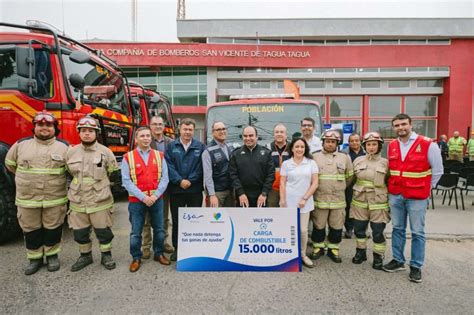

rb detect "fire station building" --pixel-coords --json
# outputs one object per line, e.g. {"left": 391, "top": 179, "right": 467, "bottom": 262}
{"left": 88, "top": 18, "right": 474, "bottom": 140}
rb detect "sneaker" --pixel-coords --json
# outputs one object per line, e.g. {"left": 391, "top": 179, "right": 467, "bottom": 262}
{"left": 302, "top": 256, "right": 314, "bottom": 268}
{"left": 382, "top": 259, "right": 406, "bottom": 273}
{"left": 327, "top": 248, "right": 342, "bottom": 263}
{"left": 309, "top": 248, "right": 325, "bottom": 260}
{"left": 409, "top": 266, "right": 422, "bottom": 283}
{"left": 46, "top": 254, "right": 60, "bottom": 272}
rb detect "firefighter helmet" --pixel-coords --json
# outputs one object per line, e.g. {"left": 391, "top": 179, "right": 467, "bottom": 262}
{"left": 32, "top": 110, "right": 57, "bottom": 125}
{"left": 77, "top": 116, "right": 100, "bottom": 132}
{"left": 321, "top": 129, "right": 342, "bottom": 145}
{"left": 362, "top": 131, "right": 384, "bottom": 153}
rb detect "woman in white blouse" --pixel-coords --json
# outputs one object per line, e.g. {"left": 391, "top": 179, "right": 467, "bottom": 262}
{"left": 279, "top": 137, "right": 319, "bottom": 268}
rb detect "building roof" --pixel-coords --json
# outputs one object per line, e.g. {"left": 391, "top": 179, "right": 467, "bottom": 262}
{"left": 177, "top": 18, "right": 474, "bottom": 41}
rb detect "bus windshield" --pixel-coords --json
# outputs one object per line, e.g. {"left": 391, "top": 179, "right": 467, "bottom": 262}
{"left": 206, "top": 102, "right": 322, "bottom": 147}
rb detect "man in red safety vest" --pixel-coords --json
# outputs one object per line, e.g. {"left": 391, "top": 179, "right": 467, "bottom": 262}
{"left": 121, "top": 126, "right": 170, "bottom": 272}
{"left": 382, "top": 113, "right": 443, "bottom": 283}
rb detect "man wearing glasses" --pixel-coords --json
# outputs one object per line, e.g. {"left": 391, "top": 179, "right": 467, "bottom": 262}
{"left": 202, "top": 121, "right": 235, "bottom": 207}
{"left": 301, "top": 117, "right": 322, "bottom": 154}
{"left": 141, "top": 116, "right": 174, "bottom": 259}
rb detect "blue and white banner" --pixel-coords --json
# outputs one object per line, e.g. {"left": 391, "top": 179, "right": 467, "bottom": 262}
{"left": 177, "top": 207, "right": 301, "bottom": 272}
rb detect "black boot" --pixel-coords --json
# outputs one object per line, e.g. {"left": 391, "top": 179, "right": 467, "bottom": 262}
{"left": 352, "top": 248, "right": 367, "bottom": 264}
{"left": 101, "top": 251, "right": 116, "bottom": 270}
{"left": 46, "top": 254, "right": 60, "bottom": 272}
{"left": 372, "top": 253, "right": 384, "bottom": 270}
{"left": 71, "top": 252, "right": 93, "bottom": 272}
{"left": 327, "top": 248, "right": 342, "bottom": 263}
{"left": 25, "top": 259, "right": 43, "bottom": 275}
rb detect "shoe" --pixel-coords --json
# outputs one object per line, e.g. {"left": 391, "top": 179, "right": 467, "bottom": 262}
{"left": 372, "top": 253, "right": 384, "bottom": 270}
{"left": 24, "top": 259, "right": 43, "bottom": 275}
{"left": 154, "top": 255, "right": 171, "bottom": 266}
{"left": 409, "top": 266, "right": 422, "bottom": 283}
{"left": 170, "top": 251, "right": 177, "bottom": 262}
{"left": 302, "top": 256, "right": 314, "bottom": 268}
{"left": 352, "top": 248, "right": 367, "bottom": 264}
{"left": 327, "top": 248, "right": 342, "bottom": 263}
{"left": 344, "top": 230, "right": 353, "bottom": 239}
{"left": 101, "top": 252, "right": 116, "bottom": 270}
{"left": 142, "top": 248, "right": 151, "bottom": 260}
{"left": 309, "top": 248, "right": 325, "bottom": 260}
{"left": 164, "top": 244, "right": 174, "bottom": 254}
{"left": 71, "top": 252, "right": 93, "bottom": 272}
{"left": 382, "top": 259, "right": 406, "bottom": 273}
{"left": 129, "top": 259, "right": 141, "bottom": 272}
{"left": 46, "top": 254, "right": 60, "bottom": 272}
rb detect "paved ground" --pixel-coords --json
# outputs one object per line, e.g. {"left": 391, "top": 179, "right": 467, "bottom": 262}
{"left": 0, "top": 194, "right": 473, "bottom": 314}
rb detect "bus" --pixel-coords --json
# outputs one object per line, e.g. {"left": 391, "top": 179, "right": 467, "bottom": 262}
{"left": 205, "top": 94, "right": 323, "bottom": 147}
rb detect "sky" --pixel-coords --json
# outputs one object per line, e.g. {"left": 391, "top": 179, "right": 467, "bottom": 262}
{"left": 0, "top": 0, "right": 473, "bottom": 42}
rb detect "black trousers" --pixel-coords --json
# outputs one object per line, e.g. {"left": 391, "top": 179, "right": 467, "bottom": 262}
{"left": 170, "top": 193, "right": 203, "bottom": 250}
{"left": 344, "top": 186, "right": 354, "bottom": 232}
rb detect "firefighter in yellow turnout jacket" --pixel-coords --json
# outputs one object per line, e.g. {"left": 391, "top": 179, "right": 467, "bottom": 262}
{"left": 5, "top": 111, "right": 68, "bottom": 275}
{"left": 66, "top": 116, "right": 119, "bottom": 271}
{"left": 350, "top": 132, "right": 390, "bottom": 270}
{"left": 310, "top": 130, "right": 353, "bottom": 263}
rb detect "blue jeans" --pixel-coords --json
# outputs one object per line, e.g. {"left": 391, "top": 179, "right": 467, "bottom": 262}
{"left": 128, "top": 199, "right": 165, "bottom": 260}
{"left": 389, "top": 194, "right": 428, "bottom": 269}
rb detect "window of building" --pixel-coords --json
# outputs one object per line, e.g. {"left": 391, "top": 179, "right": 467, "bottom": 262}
{"left": 208, "top": 38, "right": 233, "bottom": 44}
{"left": 259, "top": 39, "right": 282, "bottom": 45}
{"left": 335, "top": 68, "right": 356, "bottom": 73}
{"left": 250, "top": 80, "right": 271, "bottom": 89}
{"left": 388, "top": 80, "right": 410, "bottom": 88}
{"left": 408, "top": 67, "right": 428, "bottom": 72}
{"left": 218, "top": 81, "right": 243, "bottom": 89}
{"left": 305, "top": 80, "right": 325, "bottom": 89}
{"left": 332, "top": 80, "right": 353, "bottom": 88}
{"left": 361, "top": 80, "right": 381, "bottom": 88}
{"left": 369, "top": 96, "right": 401, "bottom": 117}
{"left": 369, "top": 120, "right": 397, "bottom": 139}
{"left": 234, "top": 38, "right": 257, "bottom": 44}
{"left": 399, "top": 39, "right": 427, "bottom": 45}
{"left": 380, "top": 67, "right": 406, "bottom": 72}
{"left": 417, "top": 79, "right": 443, "bottom": 88}
{"left": 357, "top": 68, "right": 378, "bottom": 73}
{"left": 282, "top": 40, "right": 302, "bottom": 45}
{"left": 301, "top": 96, "right": 326, "bottom": 117}
{"left": 412, "top": 120, "right": 437, "bottom": 138}
{"left": 372, "top": 39, "right": 399, "bottom": 45}
{"left": 329, "top": 96, "right": 361, "bottom": 117}
{"left": 405, "top": 96, "right": 437, "bottom": 116}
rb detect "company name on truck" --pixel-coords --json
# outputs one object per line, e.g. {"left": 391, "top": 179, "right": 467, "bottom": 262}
{"left": 241, "top": 105, "right": 285, "bottom": 113}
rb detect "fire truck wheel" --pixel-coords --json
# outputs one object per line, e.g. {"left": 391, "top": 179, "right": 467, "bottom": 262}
{"left": 0, "top": 167, "right": 20, "bottom": 244}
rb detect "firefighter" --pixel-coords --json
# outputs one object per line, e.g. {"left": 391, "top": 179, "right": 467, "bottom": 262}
{"left": 66, "top": 116, "right": 119, "bottom": 271}
{"left": 310, "top": 129, "right": 353, "bottom": 263}
{"left": 5, "top": 111, "right": 68, "bottom": 275}
{"left": 350, "top": 132, "right": 390, "bottom": 270}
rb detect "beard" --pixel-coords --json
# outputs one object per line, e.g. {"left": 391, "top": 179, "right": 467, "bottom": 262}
{"left": 35, "top": 133, "right": 55, "bottom": 141}
{"left": 81, "top": 139, "right": 97, "bottom": 146}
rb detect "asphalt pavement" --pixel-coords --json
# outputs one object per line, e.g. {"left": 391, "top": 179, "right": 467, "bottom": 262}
{"left": 0, "top": 193, "right": 473, "bottom": 314}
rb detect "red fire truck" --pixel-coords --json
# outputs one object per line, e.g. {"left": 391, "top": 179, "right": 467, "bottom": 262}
{"left": 0, "top": 22, "right": 175, "bottom": 243}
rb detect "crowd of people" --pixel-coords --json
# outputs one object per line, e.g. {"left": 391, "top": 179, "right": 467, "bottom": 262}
{"left": 8, "top": 110, "right": 461, "bottom": 284}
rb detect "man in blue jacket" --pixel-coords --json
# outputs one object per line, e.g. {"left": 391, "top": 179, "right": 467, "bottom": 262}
{"left": 165, "top": 118, "right": 205, "bottom": 261}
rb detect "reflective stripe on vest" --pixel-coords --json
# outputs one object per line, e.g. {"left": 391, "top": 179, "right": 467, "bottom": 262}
{"left": 319, "top": 174, "right": 346, "bottom": 180}
{"left": 72, "top": 176, "right": 95, "bottom": 185}
{"left": 373, "top": 242, "right": 386, "bottom": 252}
{"left": 17, "top": 165, "right": 65, "bottom": 175}
{"left": 351, "top": 199, "right": 389, "bottom": 211}
{"left": 16, "top": 196, "right": 68, "bottom": 208}
{"left": 128, "top": 150, "right": 162, "bottom": 187}
{"left": 5, "top": 159, "right": 16, "bottom": 167}
{"left": 388, "top": 169, "right": 432, "bottom": 179}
